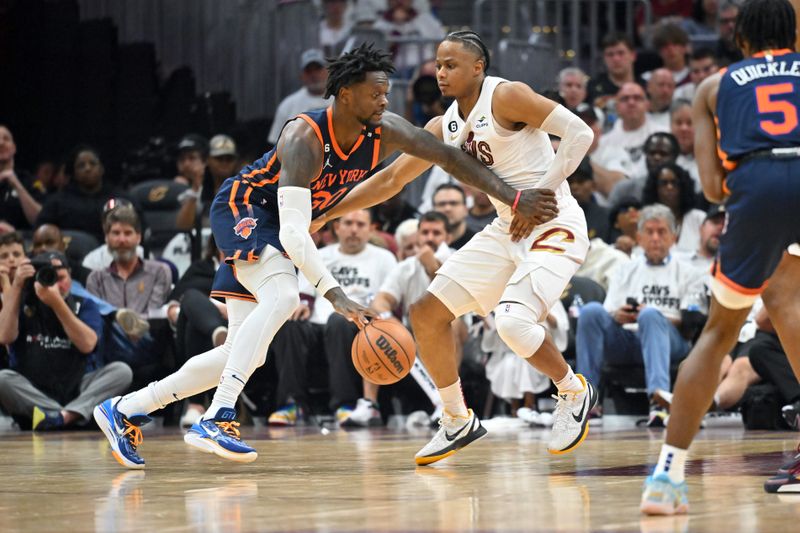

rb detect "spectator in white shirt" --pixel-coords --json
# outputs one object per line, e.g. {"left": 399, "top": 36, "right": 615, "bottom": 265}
{"left": 598, "top": 83, "right": 670, "bottom": 188}
{"left": 670, "top": 99, "right": 701, "bottom": 193}
{"left": 578, "top": 105, "right": 631, "bottom": 204}
{"left": 576, "top": 204, "right": 702, "bottom": 425}
{"left": 367, "top": 212, "right": 453, "bottom": 417}
{"left": 646, "top": 22, "right": 691, "bottom": 87}
{"left": 673, "top": 48, "right": 719, "bottom": 103}
{"left": 646, "top": 68, "right": 676, "bottom": 131}
{"left": 267, "top": 49, "right": 331, "bottom": 145}
{"left": 677, "top": 205, "right": 725, "bottom": 272}
{"left": 320, "top": 0, "right": 352, "bottom": 55}
{"left": 372, "top": 0, "right": 444, "bottom": 74}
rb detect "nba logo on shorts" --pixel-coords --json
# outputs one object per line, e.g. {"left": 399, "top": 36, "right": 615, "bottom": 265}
{"left": 504, "top": 303, "right": 511, "bottom": 313}
{"left": 234, "top": 217, "right": 258, "bottom": 239}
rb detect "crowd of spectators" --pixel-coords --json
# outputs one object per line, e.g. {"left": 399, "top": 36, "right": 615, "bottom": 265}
{"left": 1, "top": 0, "right": 798, "bottom": 433}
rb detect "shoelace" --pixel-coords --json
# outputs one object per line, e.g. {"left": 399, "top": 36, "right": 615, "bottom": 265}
{"left": 123, "top": 420, "right": 143, "bottom": 449}
{"left": 550, "top": 392, "right": 573, "bottom": 429}
{"left": 215, "top": 420, "right": 241, "bottom": 439}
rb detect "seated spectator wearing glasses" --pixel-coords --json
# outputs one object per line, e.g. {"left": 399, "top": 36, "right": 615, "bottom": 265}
{"left": 432, "top": 183, "right": 474, "bottom": 250}
{"left": 641, "top": 162, "right": 706, "bottom": 254}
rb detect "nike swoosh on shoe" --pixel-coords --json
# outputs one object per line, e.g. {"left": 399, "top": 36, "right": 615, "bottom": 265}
{"left": 444, "top": 418, "right": 472, "bottom": 441}
{"left": 572, "top": 394, "right": 589, "bottom": 423}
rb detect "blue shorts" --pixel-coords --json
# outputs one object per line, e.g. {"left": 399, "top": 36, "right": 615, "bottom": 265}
{"left": 713, "top": 158, "right": 800, "bottom": 297}
{"left": 210, "top": 262, "right": 255, "bottom": 303}
{"left": 210, "top": 178, "right": 283, "bottom": 265}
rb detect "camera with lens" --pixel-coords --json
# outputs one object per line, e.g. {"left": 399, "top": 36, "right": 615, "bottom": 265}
{"left": 29, "top": 257, "right": 59, "bottom": 287}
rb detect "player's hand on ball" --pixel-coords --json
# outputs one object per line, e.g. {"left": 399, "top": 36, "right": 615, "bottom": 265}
{"left": 325, "top": 287, "right": 374, "bottom": 328}
{"left": 514, "top": 188, "right": 558, "bottom": 225}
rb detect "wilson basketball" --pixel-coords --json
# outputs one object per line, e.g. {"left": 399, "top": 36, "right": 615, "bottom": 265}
{"left": 351, "top": 319, "right": 416, "bottom": 385}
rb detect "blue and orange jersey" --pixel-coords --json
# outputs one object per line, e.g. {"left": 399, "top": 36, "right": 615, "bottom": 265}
{"left": 227, "top": 106, "right": 382, "bottom": 222}
{"left": 716, "top": 49, "right": 800, "bottom": 168}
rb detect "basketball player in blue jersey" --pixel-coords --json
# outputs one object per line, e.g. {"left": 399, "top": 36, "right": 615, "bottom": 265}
{"left": 641, "top": 0, "right": 800, "bottom": 513}
{"left": 93, "top": 43, "right": 559, "bottom": 469}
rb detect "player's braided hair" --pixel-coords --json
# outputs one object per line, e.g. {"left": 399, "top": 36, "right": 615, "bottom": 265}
{"left": 445, "top": 30, "right": 491, "bottom": 71}
{"left": 325, "top": 43, "right": 395, "bottom": 99}
{"left": 735, "top": 0, "right": 796, "bottom": 53}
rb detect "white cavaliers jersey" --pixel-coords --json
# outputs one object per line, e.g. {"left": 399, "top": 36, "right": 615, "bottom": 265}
{"left": 440, "top": 75, "right": 574, "bottom": 224}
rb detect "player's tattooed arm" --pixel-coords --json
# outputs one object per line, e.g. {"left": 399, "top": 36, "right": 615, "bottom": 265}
{"left": 381, "top": 112, "right": 558, "bottom": 227}
{"left": 276, "top": 119, "right": 324, "bottom": 189}
{"left": 694, "top": 73, "right": 727, "bottom": 204}
{"left": 311, "top": 116, "right": 440, "bottom": 230}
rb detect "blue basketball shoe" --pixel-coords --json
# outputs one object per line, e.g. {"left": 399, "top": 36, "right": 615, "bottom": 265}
{"left": 184, "top": 407, "right": 257, "bottom": 463}
{"left": 640, "top": 473, "right": 689, "bottom": 515}
{"left": 94, "top": 396, "right": 152, "bottom": 470}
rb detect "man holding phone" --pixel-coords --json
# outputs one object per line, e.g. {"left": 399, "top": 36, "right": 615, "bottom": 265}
{"left": 574, "top": 204, "right": 704, "bottom": 426}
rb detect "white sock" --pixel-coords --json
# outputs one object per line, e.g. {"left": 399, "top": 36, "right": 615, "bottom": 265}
{"left": 439, "top": 379, "right": 469, "bottom": 418}
{"left": 116, "top": 299, "right": 256, "bottom": 418}
{"left": 205, "top": 271, "right": 298, "bottom": 420}
{"left": 117, "top": 385, "right": 160, "bottom": 417}
{"left": 654, "top": 444, "right": 687, "bottom": 484}
{"left": 554, "top": 366, "right": 583, "bottom": 393}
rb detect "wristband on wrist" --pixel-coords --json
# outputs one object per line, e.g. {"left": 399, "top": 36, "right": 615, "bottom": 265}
{"left": 511, "top": 190, "right": 521, "bottom": 213}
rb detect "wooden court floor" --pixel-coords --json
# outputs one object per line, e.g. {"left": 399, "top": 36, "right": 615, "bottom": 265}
{"left": 1, "top": 419, "right": 799, "bottom": 532}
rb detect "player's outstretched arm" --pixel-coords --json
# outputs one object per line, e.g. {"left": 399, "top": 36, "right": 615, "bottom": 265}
{"left": 493, "top": 82, "right": 594, "bottom": 191}
{"left": 693, "top": 73, "right": 727, "bottom": 204}
{"left": 312, "top": 117, "right": 441, "bottom": 229}
{"left": 276, "top": 121, "right": 371, "bottom": 327}
{"left": 380, "top": 112, "right": 558, "bottom": 224}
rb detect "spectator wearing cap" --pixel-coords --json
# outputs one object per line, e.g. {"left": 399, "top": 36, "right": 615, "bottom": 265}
{"left": 677, "top": 205, "right": 725, "bottom": 271}
{"left": 0, "top": 250, "right": 132, "bottom": 430}
{"left": 82, "top": 199, "right": 146, "bottom": 271}
{"left": 31, "top": 223, "right": 92, "bottom": 286}
{"left": 0, "top": 124, "right": 43, "bottom": 232}
{"left": 176, "top": 134, "right": 238, "bottom": 232}
{"left": 267, "top": 49, "right": 331, "bottom": 146}
{"left": 37, "top": 145, "right": 127, "bottom": 242}
{"left": 30, "top": 224, "right": 115, "bottom": 317}
{"left": 568, "top": 158, "right": 610, "bottom": 242}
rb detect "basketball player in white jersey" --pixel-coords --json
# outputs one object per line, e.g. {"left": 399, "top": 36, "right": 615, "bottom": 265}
{"left": 315, "top": 31, "right": 598, "bottom": 464}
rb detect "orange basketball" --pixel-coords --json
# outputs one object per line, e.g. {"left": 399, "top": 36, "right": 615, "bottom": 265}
{"left": 351, "top": 319, "right": 416, "bottom": 385}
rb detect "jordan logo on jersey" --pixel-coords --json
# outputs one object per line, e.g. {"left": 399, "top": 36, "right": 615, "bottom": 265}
{"left": 234, "top": 217, "right": 258, "bottom": 239}
{"left": 461, "top": 131, "right": 494, "bottom": 166}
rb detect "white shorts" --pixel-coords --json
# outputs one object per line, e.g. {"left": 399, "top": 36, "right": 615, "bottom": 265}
{"left": 432, "top": 199, "right": 589, "bottom": 317}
